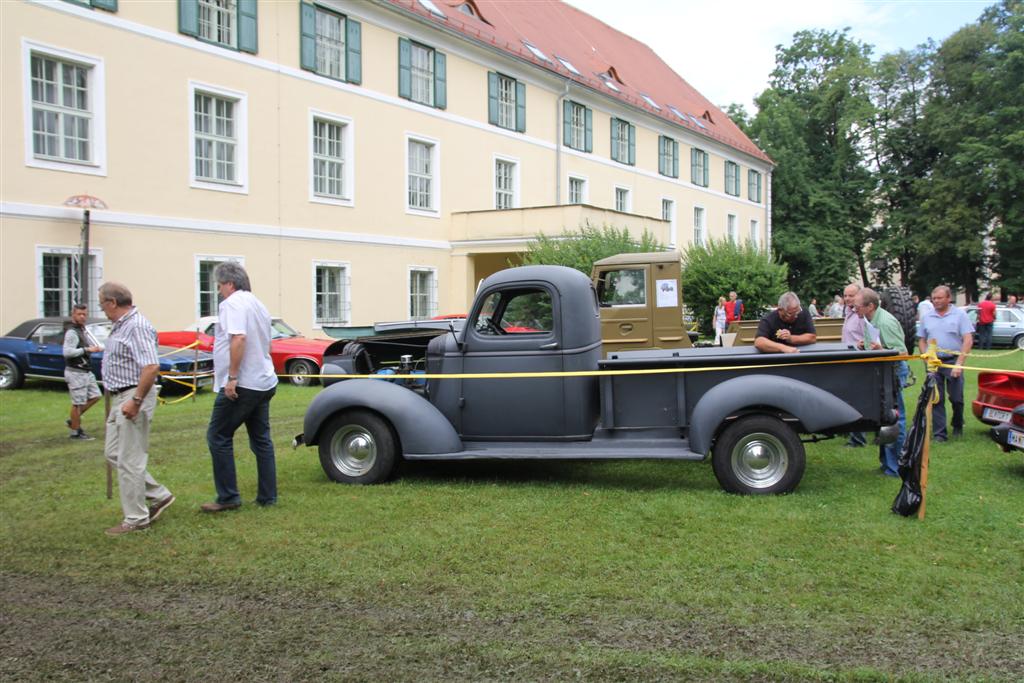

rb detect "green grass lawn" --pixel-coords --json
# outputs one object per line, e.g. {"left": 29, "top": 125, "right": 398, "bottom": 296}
{"left": 2, "top": 353, "right": 1023, "bottom": 681}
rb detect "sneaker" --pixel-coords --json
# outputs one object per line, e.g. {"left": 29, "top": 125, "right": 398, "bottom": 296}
{"left": 105, "top": 520, "right": 150, "bottom": 536}
{"left": 952, "top": 428, "right": 963, "bottom": 439}
{"left": 200, "top": 501, "right": 241, "bottom": 513}
{"left": 69, "top": 430, "right": 95, "bottom": 441}
{"left": 148, "top": 494, "right": 176, "bottom": 523}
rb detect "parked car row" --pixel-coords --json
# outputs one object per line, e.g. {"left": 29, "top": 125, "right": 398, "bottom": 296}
{"left": 0, "top": 318, "right": 213, "bottom": 391}
{"left": 962, "top": 304, "right": 1024, "bottom": 349}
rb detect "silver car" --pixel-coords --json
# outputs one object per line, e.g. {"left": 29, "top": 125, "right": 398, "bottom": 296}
{"left": 963, "top": 305, "right": 1024, "bottom": 349}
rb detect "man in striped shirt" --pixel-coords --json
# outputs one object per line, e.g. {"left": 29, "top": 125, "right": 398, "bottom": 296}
{"left": 98, "top": 282, "right": 174, "bottom": 536}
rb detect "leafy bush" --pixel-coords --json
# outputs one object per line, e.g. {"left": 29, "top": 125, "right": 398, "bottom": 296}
{"left": 517, "top": 222, "right": 663, "bottom": 275}
{"left": 681, "top": 239, "right": 789, "bottom": 334}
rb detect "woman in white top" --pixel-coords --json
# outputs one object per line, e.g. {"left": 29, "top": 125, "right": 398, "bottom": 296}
{"left": 714, "top": 296, "right": 728, "bottom": 345}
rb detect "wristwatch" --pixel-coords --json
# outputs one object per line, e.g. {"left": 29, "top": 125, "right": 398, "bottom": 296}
{"left": 227, "top": 375, "right": 238, "bottom": 381}
{"left": 132, "top": 395, "right": 143, "bottom": 404}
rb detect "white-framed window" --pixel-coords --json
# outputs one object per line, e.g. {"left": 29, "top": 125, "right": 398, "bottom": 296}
{"left": 725, "top": 161, "right": 741, "bottom": 196}
{"left": 199, "top": 0, "right": 236, "bottom": 48}
{"left": 494, "top": 156, "right": 518, "bottom": 210}
{"left": 310, "top": 110, "right": 354, "bottom": 206}
{"left": 35, "top": 245, "right": 104, "bottom": 318}
{"left": 662, "top": 198, "right": 676, "bottom": 247}
{"left": 611, "top": 117, "right": 633, "bottom": 164}
{"left": 411, "top": 42, "right": 435, "bottom": 106}
{"left": 727, "top": 214, "right": 738, "bottom": 243}
{"left": 568, "top": 101, "right": 587, "bottom": 151}
{"left": 750, "top": 219, "right": 760, "bottom": 249}
{"left": 568, "top": 176, "right": 587, "bottom": 204}
{"left": 195, "top": 255, "right": 244, "bottom": 317}
{"left": 313, "top": 261, "right": 350, "bottom": 326}
{"left": 406, "top": 134, "right": 440, "bottom": 215}
{"left": 409, "top": 267, "right": 438, "bottom": 319}
{"left": 190, "top": 81, "right": 248, "bottom": 193}
{"left": 748, "top": 170, "right": 763, "bottom": 203}
{"left": 23, "top": 41, "right": 106, "bottom": 176}
{"left": 315, "top": 5, "right": 345, "bottom": 79}
{"left": 659, "top": 136, "right": 678, "bottom": 178}
{"left": 496, "top": 74, "right": 516, "bottom": 129}
{"left": 615, "top": 186, "right": 631, "bottom": 213}
{"left": 691, "top": 148, "right": 709, "bottom": 187}
{"left": 693, "top": 206, "right": 706, "bottom": 247}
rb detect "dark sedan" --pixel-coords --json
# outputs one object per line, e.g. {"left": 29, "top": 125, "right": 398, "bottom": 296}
{"left": 0, "top": 317, "right": 213, "bottom": 391}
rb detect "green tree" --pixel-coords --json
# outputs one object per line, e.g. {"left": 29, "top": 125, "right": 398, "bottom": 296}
{"left": 517, "top": 222, "right": 663, "bottom": 275}
{"left": 681, "top": 239, "right": 789, "bottom": 334}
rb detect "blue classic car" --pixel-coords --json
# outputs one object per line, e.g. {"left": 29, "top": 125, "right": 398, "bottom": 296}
{"left": 0, "top": 317, "right": 214, "bottom": 391}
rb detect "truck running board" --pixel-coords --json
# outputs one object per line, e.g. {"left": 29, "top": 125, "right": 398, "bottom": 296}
{"left": 405, "top": 439, "right": 707, "bottom": 461}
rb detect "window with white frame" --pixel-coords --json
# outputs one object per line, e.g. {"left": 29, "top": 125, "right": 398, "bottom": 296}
{"left": 615, "top": 187, "right": 630, "bottom": 213}
{"left": 313, "top": 116, "right": 346, "bottom": 199}
{"left": 409, "top": 268, "right": 437, "bottom": 319}
{"left": 748, "top": 169, "right": 763, "bottom": 203}
{"left": 315, "top": 5, "right": 345, "bottom": 79}
{"left": 568, "top": 101, "right": 587, "bottom": 150}
{"left": 611, "top": 118, "right": 633, "bottom": 165}
{"left": 750, "top": 219, "right": 760, "bottom": 248}
{"left": 568, "top": 176, "right": 586, "bottom": 204}
{"left": 407, "top": 138, "right": 436, "bottom": 212}
{"left": 725, "top": 161, "right": 741, "bottom": 196}
{"left": 26, "top": 43, "right": 107, "bottom": 174}
{"left": 198, "top": 0, "right": 236, "bottom": 48}
{"left": 693, "top": 207, "right": 706, "bottom": 246}
{"left": 194, "top": 90, "right": 238, "bottom": 184}
{"left": 495, "top": 158, "right": 516, "bottom": 210}
{"left": 662, "top": 199, "right": 676, "bottom": 247}
{"left": 196, "top": 256, "right": 241, "bottom": 317}
{"left": 37, "top": 247, "right": 101, "bottom": 318}
{"left": 496, "top": 74, "right": 516, "bottom": 129}
{"left": 410, "top": 42, "right": 435, "bottom": 106}
{"left": 727, "top": 214, "right": 738, "bottom": 243}
{"left": 691, "top": 148, "right": 709, "bottom": 187}
{"left": 315, "top": 262, "right": 350, "bottom": 325}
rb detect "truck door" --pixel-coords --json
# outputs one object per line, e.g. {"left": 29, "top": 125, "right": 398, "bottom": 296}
{"left": 595, "top": 265, "right": 653, "bottom": 351}
{"left": 459, "top": 285, "right": 564, "bottom": 439}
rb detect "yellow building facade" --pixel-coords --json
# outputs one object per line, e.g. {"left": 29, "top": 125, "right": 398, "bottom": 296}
{"left": 1, "top": 0, "right": 772, "bottom": 334}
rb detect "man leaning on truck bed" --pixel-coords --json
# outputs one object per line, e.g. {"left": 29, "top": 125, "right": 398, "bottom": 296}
{"left": 754, "top": 292, "right": 818, "bottom": 354}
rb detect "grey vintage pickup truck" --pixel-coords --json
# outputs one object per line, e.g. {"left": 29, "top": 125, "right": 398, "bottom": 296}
{"left": 295, "top": 266, "right": 899, "bottom": 495}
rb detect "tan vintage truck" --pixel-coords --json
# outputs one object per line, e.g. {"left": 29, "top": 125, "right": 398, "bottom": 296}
{"left": 726, "top": 317, "right": 846, "bottom": 345}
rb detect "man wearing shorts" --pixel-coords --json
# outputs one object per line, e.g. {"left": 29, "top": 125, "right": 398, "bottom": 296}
{"left": 63, "top": 303, "right": 102, "bottom": 440}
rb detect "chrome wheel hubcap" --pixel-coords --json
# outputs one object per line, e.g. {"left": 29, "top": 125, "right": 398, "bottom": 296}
{"left": 329, "top": 424, "right": 377, "bottom": 476}
{"left": 731, "top": 431, "right": 788, "bottom": 489}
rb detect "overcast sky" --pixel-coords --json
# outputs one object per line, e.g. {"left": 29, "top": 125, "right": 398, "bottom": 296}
{"left": 567, "top": 0, "right": 991, "bottom": 113}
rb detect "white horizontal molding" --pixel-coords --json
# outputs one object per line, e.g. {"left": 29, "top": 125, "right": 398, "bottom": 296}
{"left": 1, "top": 201, "right": 451, "bottom": 250}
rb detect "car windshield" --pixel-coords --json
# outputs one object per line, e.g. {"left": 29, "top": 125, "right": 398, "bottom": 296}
{"left": 86, "top": 322, "right": 113, "bottom": 346}
{"left": 270, "top": 319, "right": 299, "bottom": 339}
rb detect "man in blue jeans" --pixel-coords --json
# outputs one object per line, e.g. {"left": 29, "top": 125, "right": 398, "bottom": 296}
{"left": 202, "top": 261, "right": 279, "bottom": 512}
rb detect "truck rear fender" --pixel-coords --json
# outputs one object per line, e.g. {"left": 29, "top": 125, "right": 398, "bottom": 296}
{"left": 302, "top": 379, "right": 463, "bottom": 455}
{"left": 688, "top": 374, "right": 862, "bottom": 455}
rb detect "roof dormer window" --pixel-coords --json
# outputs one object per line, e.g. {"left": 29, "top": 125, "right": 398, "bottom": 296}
{"left": 702, "top": 110, "right": 715, "bottom": 124}
{"left": 688, "top": 113, "right": 707, "bottom": 129}
{"left": 523, "top": 41, "right": 550, "bottom": 63}
{"left": 457, "top": 2, "right": 476, "bottom": 17}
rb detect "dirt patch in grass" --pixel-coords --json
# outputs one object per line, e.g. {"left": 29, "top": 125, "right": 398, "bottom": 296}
{"left": 2, "top": 571, "right": 1020, "bottom": 681}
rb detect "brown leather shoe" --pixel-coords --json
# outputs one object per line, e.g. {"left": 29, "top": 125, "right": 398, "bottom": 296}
{"left": 105, "top": 521, "right": 150, "bottom": 536}
{"left": 148, "top": 495, "right": 176, "bottom": 523}
{"left": 200, "top": 501, "right": 241, "bottom": 513}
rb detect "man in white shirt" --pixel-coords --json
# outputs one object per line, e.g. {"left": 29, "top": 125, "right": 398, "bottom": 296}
{"left": 201, "top": 261, "right": 279, "bottom": 511}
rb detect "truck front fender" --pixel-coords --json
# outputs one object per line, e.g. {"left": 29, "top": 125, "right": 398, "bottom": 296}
{"left": 688, "top": 374, "right": 862, "bottom": 455}
{"left": 303, "top": 379, "right": 463, "bottom": 455}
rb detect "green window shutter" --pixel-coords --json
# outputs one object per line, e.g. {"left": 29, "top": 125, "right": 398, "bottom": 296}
{"left": 584, "top": 107, "right": 592, "bottom": 153}
{"left": 178, "top": 0, "right": 199, "bottom": 37}
{"left": 487, "top": 72, "right": 498, "bottom": 125}
{"left": 610, "top": 118, "right": 618, "bottom": 161}
{"left": 628, "top": 124, "right": 635, "bottom": 165}
{"left": 563, "top": 100, "right": 571, "bottom": 147}
{"left": 238, "top": 0, "right": 258, "bottom": 54}
{"left": 672, "top": 140, "right": 679, "bottom": 178}
{"left": 515, "top": 81, "right": 526, "bottom": 132}
{"left": 299, "top": 2, "right": 316, "bottom": 72}
{"left": 398, "top": 38, "right": 412, "bottom": 100}
{"left": 725, "top": 164, "right": 731, "bottom": 194}
{"left": 90, "top": 0, "right": 118, "bottom": 11}
{"left": 658, "top": 136, "right": 666, "bottom": 175}
{"left": 434, "top": 51, "right": 446, "bottom": 109}
{"left": 346, "top": 19, "right": 362, "bottom": 84}
{"left": 690, "top": 148, "right": 697, "bottom": 182}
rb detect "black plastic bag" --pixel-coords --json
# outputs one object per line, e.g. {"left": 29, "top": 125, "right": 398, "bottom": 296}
{"left": 892, "top": 372, "right": 938, "bottom": 517}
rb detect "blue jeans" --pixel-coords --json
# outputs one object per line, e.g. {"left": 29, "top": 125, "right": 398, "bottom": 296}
{"left": 207, "top": 386, "right": 277, "bottom": 505}
{"left": 976, "top": 323, "right": 993, "bottom": 350}
{"left": 932, "top": 364, "right": 964, "bottom": 440}
{"left": 881, "top": 361, "right": 909, "bottom": 476}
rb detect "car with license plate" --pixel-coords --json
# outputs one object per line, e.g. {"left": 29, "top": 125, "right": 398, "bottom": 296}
{"left": 0, "top": 317, "right": 213, "bottom": 391}
{"left": 972, "top": 371, "right": 1024, "bottom": 425}
{"left": 157, "top": 316, "right": 334, "bottom": 386}
{"left": 990, "top": 405, "right": 1024, "bottom": 454}
{"left": 963, "top": 305, "right": 1024, "bottom": 349}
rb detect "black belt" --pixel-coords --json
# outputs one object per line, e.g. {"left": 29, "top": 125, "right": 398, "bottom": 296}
{"left": 110, "top": 384, "right": 137, "bottom": 394}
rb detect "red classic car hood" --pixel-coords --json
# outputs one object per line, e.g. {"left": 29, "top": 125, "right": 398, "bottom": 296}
{"left": 272, "top": 337, "right": 334, "bottom": 353}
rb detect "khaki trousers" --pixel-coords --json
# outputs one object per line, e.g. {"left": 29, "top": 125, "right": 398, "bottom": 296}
{"left": 104, "top": 386, "right": 171, "bottom": 525}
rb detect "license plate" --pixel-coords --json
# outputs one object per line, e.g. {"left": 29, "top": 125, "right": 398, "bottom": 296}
{"left": 1010, "top": 430, "right": 1024, "bottom": 448}
{"left": 197, "top": 375, "right": 213, "bottom": 387}
{"left": 983, "top": 407, "right": 1012, "bottom": 423}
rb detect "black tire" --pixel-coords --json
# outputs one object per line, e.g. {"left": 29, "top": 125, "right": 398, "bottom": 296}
{"left": 341, "top": 342, "right": 373, "bottom": 375}
{"left": 0, "top": 357, "right": 23, "bottom": 390}
{"left": 287, "top": 358, "right": 319, "bottom": 387}
{"left": 711, "top": 415, "right": 806, "bottom": 495}
{"left": 1014, "top": 334, "right": 1024, "bottom": 351}
{"left": 880, "top": 286, "right": 916, "bottom": 351}
{"left": 317, "top": 410, "right": 397, "bottom": 484}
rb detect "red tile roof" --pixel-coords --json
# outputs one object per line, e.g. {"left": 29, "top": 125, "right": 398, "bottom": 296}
{"left": 383, "top": 0, "right": 772, "bottom": 164}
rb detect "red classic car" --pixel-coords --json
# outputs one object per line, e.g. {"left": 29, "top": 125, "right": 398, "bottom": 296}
{"left": 157, "top": 317, "right": 333, "bottom": 386}
{"left": 972, "top": 371, "right": 1024, "bottom": 425}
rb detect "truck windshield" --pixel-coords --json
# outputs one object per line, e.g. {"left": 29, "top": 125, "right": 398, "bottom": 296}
{"left": 598, "top": 268, "right": 646, "bottom": 306}
{"left": 475, "top": 288, "right": 553, "bottom": 335}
